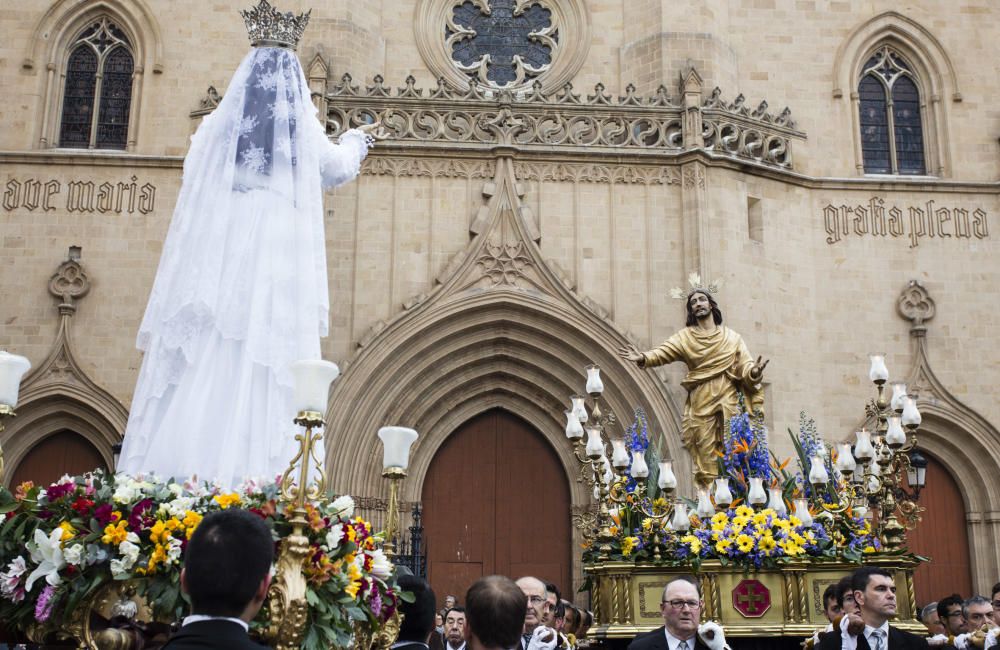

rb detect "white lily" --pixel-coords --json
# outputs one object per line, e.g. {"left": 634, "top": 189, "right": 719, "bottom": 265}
{"left": 369, "top": 548, "right": 393, "bottom": 580}
{"left": 331, "top": 495, "right": 355, "bottom": 518}
{"left": 325, "top": 523, "right": 345, "bottom": 551}
{"left": 25, "top": 528, "right": 66, "bottom": 591}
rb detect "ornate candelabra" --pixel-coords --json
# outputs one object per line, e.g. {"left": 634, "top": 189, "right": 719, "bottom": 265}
{"left": 566, "top": 364, "right": 682, "bottom": 561}
{"left": 263, "top": 359, "right": 340, "bottom": 650}
{"left": 377, "top": 426, "right": 418, "bottom": 561}
{"left": 0, "top": 350, "right": 33, "bottom": 484}
{"left": 806, "top": 355, "right": 926, "bottom": 551}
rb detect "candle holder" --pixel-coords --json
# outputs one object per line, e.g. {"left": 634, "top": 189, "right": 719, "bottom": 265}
{"left": 378, "top": 426, "right": 419, "bottom": 561}
{"left": 0, "top": 350, "right": 33, "bottom": 483}
{"left": 810, "top": 359, "right": 926, "bottom": 552}
{"left": 263, "top": 359, "right": 340, "bottom": 650}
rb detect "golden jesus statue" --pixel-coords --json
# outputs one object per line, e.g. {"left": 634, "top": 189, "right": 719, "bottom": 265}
{"left": 619, "top": 281, "right": 767, "bottom": 487}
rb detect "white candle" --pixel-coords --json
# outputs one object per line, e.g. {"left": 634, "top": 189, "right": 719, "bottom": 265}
{"left": 809, "top": 455, "right": 830, "bottom": 485}
{"left": 630, "top": 450, "right": 649, "bottom": 478}
{"left": 890, "top": 383, "right": 908, "bottom": 412}
{"left": 748, "top": 477, "right": 767, "bottom": 506}
{"left": 585, "top": 427, "right": 604, "bottom": 457}
{"left": 658, "top": 461, "right": 677, "bottom": 490}
{"left": 768, "top": 487, "right": 788, "bottom": 516}
{"left": 610, "top": 439, "right": 629, "bottom": 468}
{"left": 696, "top": 489, "right": 715, "bottom": 518}
{"left": 714, "top": 478, "right": 733, "bottom": 508}
{"left": 901, "top": 397, "right": 922, "bottom": 428}
{"left": 793, "top": 498, "right": 812, "bottom": 526}
{"left": 869, "top": 355, "right": 889, "bottom": 383}
{"left": 564, "top": 410, "right": 584, "bottom": 439}
{"left": 854, "top": 430, "right": 875, "bottom": 461}
{"left": 886, "top": 416, "right": 906, "bottom": 448}
{"left": 671, "top": 501, "right": 690, "bottom": 531}
{"left": 571, "top": 395, "right": 588, "bottom": 424}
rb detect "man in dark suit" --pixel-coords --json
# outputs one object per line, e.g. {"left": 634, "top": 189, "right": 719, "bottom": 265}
{"left": 817, "top": 566, "right": 934, "bottom": 650}
{"left": 628, "top": 576, "right": 717, "bottom": 650}
{"left": 394, "top": 575, "right": 438, "bottom": 650}
{"left": 163, "top": 509, "right": 274, "bottom": 650}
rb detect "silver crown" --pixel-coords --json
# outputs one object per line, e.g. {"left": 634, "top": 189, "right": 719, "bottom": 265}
{"left": 240, "top": 0, "right": 311, "bottom": 50}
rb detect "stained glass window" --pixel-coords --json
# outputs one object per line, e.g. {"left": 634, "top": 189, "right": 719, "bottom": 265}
{"left": 58, "top": 18, "right": 134, "bottom": 149}
{"left": 448, "top": 0, "right": 557, "bottom": 87}
{"left": 858, "top": 46, "right": 926, "bottom": 175}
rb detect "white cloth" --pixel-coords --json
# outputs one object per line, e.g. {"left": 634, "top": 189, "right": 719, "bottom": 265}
{"left": 182, "top": 614, "right": 249, "bottom": 631}
{"left": 119, "top": 46, "right": 369, "bottom": 486}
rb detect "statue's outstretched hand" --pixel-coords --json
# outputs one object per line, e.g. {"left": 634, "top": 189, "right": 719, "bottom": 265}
{"left": 358, "top": 121, "right": 391, "bottom": 140}
{"left": 749, "top": 355, "right": 769, "bottom": 382}
{"left": 618, "top": 344, "right": 643, "bottom": 364}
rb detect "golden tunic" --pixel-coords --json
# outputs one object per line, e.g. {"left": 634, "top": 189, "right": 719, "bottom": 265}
{"left": 641, "top": 325, "right": 763, "bottom": 486}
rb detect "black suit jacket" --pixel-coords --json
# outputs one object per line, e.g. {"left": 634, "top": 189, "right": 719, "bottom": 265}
{"left": 161, "top": 620, "right": 271, "bottom": 650}
{"left": 627, "top": 627, "right": 710, "bottom": 650}
{"left": 816, "top": 625, "right": 932, "bottom": 650}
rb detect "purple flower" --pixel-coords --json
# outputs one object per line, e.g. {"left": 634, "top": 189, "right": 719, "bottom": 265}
{"left": 94, "top": 503, "right": 115, "bottom": 527}
{"left": 129, "top": 498, "right": 154, "bottom": 531}
{"left": 34, "top": 585, "right": 56, "bottom": 622}
{"left": 44, "top": 482, "right": 75, "bottom": 502}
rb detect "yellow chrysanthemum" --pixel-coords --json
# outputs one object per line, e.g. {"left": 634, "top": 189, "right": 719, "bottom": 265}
{"left": 652, "top": 497, "right": 669, "bottom": 510}
{"left": 774, "top": 519, "right": 791, "bottom": 533}
{"left": 715, "top": 538, "right": 733, "bottom": 554}
{"left": 711, "top": 512, "right": 728, "bottom": 527}
{"left": 788, "top": 515, "right": 802, "bottom": 527}
{"left": 681, "top": 534, "right": 702, "bottom": 554}
{"left": 641, "top": 518, "right": 653, "bottom": 532}
{"left": 790, "top": 532, "right": 806, "bottom": 546}
{"left": 759, "top": 535, "right": 777, "bottom": 552}
{"left": 621, "top": 536, "right": 639, "bottom": 557}
{"left": 182, "top": 510, "right": 203, "bottom": 539}
{"left": 736, "top": 534, "right": 754, "bottom": 553}
{"left": 735, "top": 505, "right": 754, "bottom": 518}
{"left": 345, "top": 579, "right": 362, "bottom": 598}
{"left": 752, "top": 512, "right": 770, "bottom": 527}
{"left": 102, "top": 520, "right": 130, "bottom": 546}
{"left": 730, "top": 517, "right": 748, "bottom": 533}
{"left": 149, "top": 520, "right": 169, "bottom": 545}
{"left": 213, "top": 492, "right": 242, "bottom": 509}
{"left": 58, "top": 521, "right": 77, "bottom": 542}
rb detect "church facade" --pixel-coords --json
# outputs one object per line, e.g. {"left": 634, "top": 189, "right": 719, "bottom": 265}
{"left": 1, "top": 0, "right": 998, "bottom": 601}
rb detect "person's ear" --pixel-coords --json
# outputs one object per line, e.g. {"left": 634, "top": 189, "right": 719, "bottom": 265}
{"left": 255, "top": 573, "right": 272, "bottom": 603}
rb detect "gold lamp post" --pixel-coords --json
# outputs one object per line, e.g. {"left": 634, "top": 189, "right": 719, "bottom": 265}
{"left": 377, "top": 426, "right": 418, "bottom": 561}
{"left": 263, "top": 359, "right": 341, "bottom": 650}
{"left": 0, "top": 350, "right": 33, "bottom": 483}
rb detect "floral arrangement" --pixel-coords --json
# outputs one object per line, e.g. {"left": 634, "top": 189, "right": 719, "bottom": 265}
{"left": 583, "top": 401, "right": 881, "bottom": 569}
{"left": 0, "top": 471, "right": 399, "bottom": 650}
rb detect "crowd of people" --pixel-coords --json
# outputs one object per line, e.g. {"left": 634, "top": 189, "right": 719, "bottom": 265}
{"left": 397, "top": 576, "right": 594, "bottom": 650}
{"left": 160, "top": 512, "right": 1000, "bottom": 650}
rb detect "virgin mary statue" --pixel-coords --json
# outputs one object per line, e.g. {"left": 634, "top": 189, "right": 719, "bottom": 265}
{"left": 119, "top": 1, "right": 378, "bottom": 486}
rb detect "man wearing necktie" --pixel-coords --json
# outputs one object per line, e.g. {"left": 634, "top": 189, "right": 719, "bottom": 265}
{"left": 626, "top": 576, "right": 723, "bottom": 650}
{"left": 818, "top": 567, "right": 941, "bottom": 650}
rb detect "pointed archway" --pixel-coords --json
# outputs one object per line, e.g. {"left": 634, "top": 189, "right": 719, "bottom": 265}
{"left": 324, "top": 152, "right": 685, "bottom": 594}
{"left": 421, "top": 408, "right": 572, "bottom": 603}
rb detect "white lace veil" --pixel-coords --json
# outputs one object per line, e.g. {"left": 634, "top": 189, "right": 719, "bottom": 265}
{"left": 137, "top": 46, "right": 364, "bottom": 392}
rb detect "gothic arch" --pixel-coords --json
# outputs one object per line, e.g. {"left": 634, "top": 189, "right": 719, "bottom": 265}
{"left": 832, "top": 12, "right": 960, "bottom": 177}
{"left": 1, "top": 394, "right": 122, "bottom": 488}
{"left": 324, "top": 291, "right": 686, "bottom": 506}
{"left": 24, "top": 0, "right": 163, "bottom": 150}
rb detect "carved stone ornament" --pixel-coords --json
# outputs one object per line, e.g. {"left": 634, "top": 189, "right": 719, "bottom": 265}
{"left": 48, "top": 251, "right": 90, "bottom": 312}
{"left": 896, "top": 279, "right": 935, "bottom": 328}
{"left": 414, "top": 0, "right": 591, "bottom": 93}
{"left": 326, "top": 72, "right": 803, "bottom": 169}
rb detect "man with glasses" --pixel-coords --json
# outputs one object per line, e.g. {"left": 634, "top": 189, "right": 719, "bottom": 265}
{"left": 937, "top": 594, "right": 967, "bottom": 637}
{"left": 516, "top": 576, "right": 556, "bottom": 650}
{"left": 627, "top": 576, "right": 729, "bottom": 650}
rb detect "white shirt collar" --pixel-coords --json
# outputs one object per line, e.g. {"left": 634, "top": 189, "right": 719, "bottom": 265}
{"left": 663, "top": 628, "right": 698, "bottom": 650}
{"left": 182, "top": 615, "right": 249, "bottom": 632}
{"left": 446, "top": 643, "right": 466, "bottom": 650}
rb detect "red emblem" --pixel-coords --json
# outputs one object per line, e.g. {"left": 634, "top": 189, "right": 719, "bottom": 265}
{"left": 732, "top": 579, "right": 771, "bottom": 618}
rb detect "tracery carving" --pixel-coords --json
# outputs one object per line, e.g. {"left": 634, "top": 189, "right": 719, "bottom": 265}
{"left": 513, "top": 162, "right": 679, "bottom": 185}
{"left": 476, "top": 240, "right": 533, "bottom": 286}
{"left": 896, "top": 279, "right": 935, "bottom": 329}
{"left": 414, "top": 0, "right": 590, "bottom": 94}
{"left": 360, "top": 157, "right": 496, "bottom": 179}
{"left": 447, "top": 0, "right": 558, "bottom": 88}
{"left": 327, "top": 74, "right": 803, "bottom": 169}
